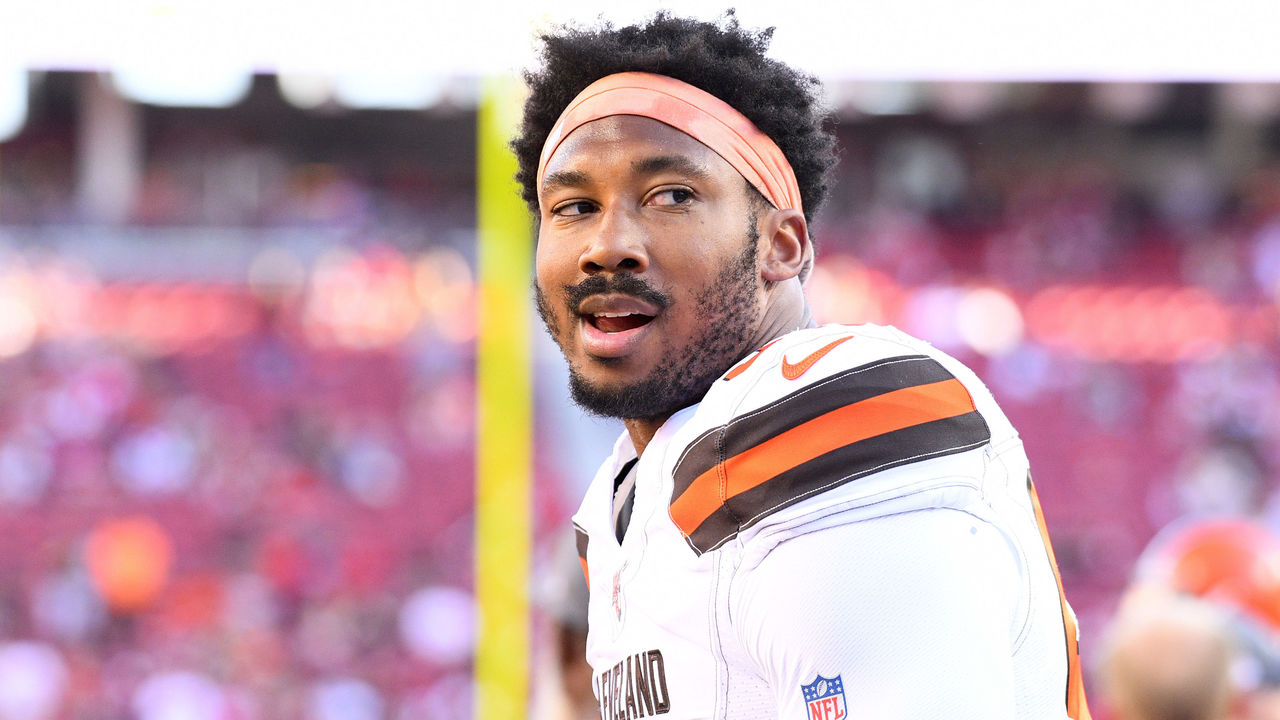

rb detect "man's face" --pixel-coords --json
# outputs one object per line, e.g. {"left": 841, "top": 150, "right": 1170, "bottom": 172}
{"left": 534, "top": 115, "right": 769, "bottom": 421}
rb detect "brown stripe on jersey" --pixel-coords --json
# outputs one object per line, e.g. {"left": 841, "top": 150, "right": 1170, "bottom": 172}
{"left": 672, "top": 355, "right": 955, "bottom": 500}
{"left": 669, "top": 355, "right": 991, "bottom": 555}
{"left": 683, "top": 413, "right": 990, "bottom": 553}
{"left": 573, "top": 523, "right": 590, "bottom": 585}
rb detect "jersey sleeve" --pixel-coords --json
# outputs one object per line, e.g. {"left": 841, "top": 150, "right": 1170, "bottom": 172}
{"left": 730, "top": 507, "right": 1024, "bottom": 720}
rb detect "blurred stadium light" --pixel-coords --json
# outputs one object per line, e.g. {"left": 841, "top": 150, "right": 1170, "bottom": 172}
{"left": 112, "top": 66, "right": 252, "bottom": 108}
{"left": 330, "top": 73, "right": 449, "bottom": 111}
{"left": 0, "top": 66, "right": 27, "bottom": 142}
{"left": 4, "top": 0, "right": 1280, "bottom": 83}
{"left": 0, "top": 0, "right": 1274, "bottom": 131}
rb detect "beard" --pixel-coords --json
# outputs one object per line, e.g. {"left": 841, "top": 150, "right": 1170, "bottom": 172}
{"left": 536, "top": 227, "right": 762, "bottom": 422}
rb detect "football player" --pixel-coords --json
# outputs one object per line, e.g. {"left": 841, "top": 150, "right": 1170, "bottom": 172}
{"left": 1109, "top": 517, "right": 1280, "bottom": 720}
{"left": 1099, "top": 592, "right": 1236, "bottom": 720}
{"left": 514, "top": 12, "right": 1091, "bottom": 719}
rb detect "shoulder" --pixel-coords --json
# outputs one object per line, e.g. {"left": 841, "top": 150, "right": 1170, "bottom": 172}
{"left": 702, "top": 324, "right": 986, "bottom": 421}
{"left": 667, "top": 324, "right": 997, "bottom": 555}
{"left": 735, "top": 507, "right": 1021, "bottom": 629}
{"left": 731, "top": 508, "right": 1024, "bottom": 718}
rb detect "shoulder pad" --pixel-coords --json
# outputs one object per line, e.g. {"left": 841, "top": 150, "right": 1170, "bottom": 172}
{"left": 671, "top": 343, "right": 990, "bottom": 555}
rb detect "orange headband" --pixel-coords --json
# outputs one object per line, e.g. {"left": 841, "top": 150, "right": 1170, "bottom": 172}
{"left": 537, "top": 72, "right": 803, "bottom": 215}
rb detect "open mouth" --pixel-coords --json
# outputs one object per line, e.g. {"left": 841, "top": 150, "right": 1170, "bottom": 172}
{"left": 586, "top": 312, "right": 655, "bottom": 334}
{"left": 574, "top": 293, "right": 664, "bottom": 357}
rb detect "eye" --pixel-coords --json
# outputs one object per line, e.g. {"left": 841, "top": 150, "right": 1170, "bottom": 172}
{"left": 646, "top": 187, "right": 695, "bottom": 207}
{"left": 552, "top": 200, "right": 597, "bottom": 217}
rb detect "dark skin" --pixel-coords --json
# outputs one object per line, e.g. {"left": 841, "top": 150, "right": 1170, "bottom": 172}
{"left": 535, "top": 115, "right": 812, "bottom": 457}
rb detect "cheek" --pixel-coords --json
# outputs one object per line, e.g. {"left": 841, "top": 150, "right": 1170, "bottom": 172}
{"left": 668, "top": 246, "right": 730, "bottom": 285}
{"left": 533, "top": 274, "right": 561, "bottom": 320}
{"left": 533, "top": 252, "right": 573, "bottom": 320}
{"left": 533, "top": 248, "right": 561, "bottom": 292}
{"left": 535, "top": 231, "right": 576, "bottom": 277}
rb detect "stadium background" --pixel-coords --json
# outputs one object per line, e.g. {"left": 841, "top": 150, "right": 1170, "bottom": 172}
{"left": 1, "top": 2, "right": 1279, "bottom": 718}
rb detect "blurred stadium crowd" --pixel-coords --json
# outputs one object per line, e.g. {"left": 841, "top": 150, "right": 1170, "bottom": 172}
{"left": 1, "top": 73, "right": 1280, "bottom": 719}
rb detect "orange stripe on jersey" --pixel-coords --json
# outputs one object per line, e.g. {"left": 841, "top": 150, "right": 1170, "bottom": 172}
{"left": 670, "top": 378, "right": 977, "bottom": 537}
{"left": 1028, "top": 478, "right": 1093, "bottom": 720}
{"left": 574, "top": 524, "right": 590, "bottom": 586}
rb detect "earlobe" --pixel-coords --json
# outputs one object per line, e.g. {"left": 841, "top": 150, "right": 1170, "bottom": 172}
{"left": 759, "top": 208, "right": 810, "bottom": 283}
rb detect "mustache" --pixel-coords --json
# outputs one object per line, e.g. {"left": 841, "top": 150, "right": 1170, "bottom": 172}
{"left": 563, "top": 274, "right": 673, "bottom": 313}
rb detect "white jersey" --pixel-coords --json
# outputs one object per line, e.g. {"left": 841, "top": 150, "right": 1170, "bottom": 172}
{"left": 571, "top": 324, "right": 1090, "bottom": 720}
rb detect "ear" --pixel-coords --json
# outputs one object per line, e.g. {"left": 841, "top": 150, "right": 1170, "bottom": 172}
{"left": 758, "top": 208, "right": 811, "bottom": 283}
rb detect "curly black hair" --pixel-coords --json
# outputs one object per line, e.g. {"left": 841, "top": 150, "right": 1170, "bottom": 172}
{"left": 511, "top": 11, "right": 837, "bottom": 229}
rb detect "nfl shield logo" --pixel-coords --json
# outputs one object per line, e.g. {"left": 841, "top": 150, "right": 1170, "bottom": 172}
{"left": 801, "top": 675, "right": 846, "bottom": 720}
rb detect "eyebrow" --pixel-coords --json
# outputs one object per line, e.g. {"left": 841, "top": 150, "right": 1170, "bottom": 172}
{"left": 631, "top": 154, "right": 713, "bottom": 181}
{"left": 540, "top": 168, "right": 591, "bottom": 194}
{"left": 540, "top": 154, "right": 715, "bottom": 195}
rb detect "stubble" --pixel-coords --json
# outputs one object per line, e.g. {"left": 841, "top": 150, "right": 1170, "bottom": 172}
{"left": 535, "top": 226, "right": 762, "bottom": 422}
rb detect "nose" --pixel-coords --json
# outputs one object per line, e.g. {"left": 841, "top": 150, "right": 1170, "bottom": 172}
{"left": 578, "top": 208, "right": 649, "bottom": 275}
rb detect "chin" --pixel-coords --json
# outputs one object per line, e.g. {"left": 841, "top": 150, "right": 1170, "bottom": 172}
{"left": 568, "top": 361, "right": 714, "bottom": 422}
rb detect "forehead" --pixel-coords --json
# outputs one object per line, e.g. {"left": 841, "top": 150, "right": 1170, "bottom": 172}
{"left": 540, "top": 115, "right": 738, "bottom": 189}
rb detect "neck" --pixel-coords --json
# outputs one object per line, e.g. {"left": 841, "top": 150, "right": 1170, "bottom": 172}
{"left": 624, "top": 418, "right": 662, "bottom": 459}
{"left": 752, "top": 278, "right": 814, "bottom": 348}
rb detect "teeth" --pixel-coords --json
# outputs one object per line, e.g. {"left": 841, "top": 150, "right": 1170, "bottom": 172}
{"left": 594, "top": 312, "right": 635, "bottom": 318}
